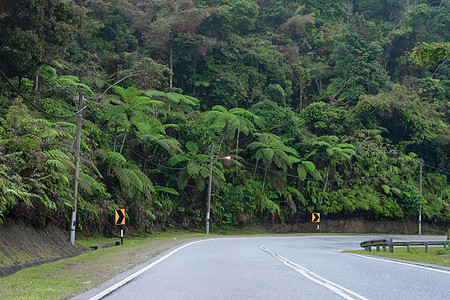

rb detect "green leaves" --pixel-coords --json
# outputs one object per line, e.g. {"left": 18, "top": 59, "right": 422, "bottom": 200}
{"left": 106, "top": 152, "right": 155, "bottom": 198}
{"left": 410, "top": 42, "right": 450, "bottom": 67}
{"left": 297, "top": 160, "right": 320, "bottom": 181}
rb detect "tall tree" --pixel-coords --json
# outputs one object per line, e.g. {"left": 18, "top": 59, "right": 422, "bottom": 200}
{"left": 247, "top": 133, "right": 298, "bottom": 193}
{"left": 0, "top": 0, "right": 85, "bottom": 88}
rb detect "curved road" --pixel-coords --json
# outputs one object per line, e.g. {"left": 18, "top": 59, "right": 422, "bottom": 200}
{"left": 77, "top": 235, "right": 449, "bottom": 300}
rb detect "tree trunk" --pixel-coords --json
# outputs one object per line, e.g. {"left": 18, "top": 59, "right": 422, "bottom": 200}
{"left": 235, "top": 126, "right": 240, "bottom": 154}
{"left": 119, "top": 130, "right": 128, "bottom": 154}
{"left": 107, "top": 125, "right": 119, "bottom": 177}
{"left": 320, "top": 162, "right": 331, "bottom": 203}
{"left": 113, "top": 125, "right": 118, "bottom": 152}
{"left": 316, "top": 78, "right": 323, "bottom": 96}
{"left": 261, "top": 166, "right": 268, "bottom": 193}
{"left": 17, "top": 76, "right": 22, "bottom": 93}
{"left": 299, "top": 82, "right": 304, "bottom": 113}
{"left": 236, "top": 126, "right": 240, "bottom": 173}
{"left": 253, "top": 160, "right": 259, "bottom": 179}
{"left": 169, "top": 41, "right": 173, "bottom": 89}
{"left": 34, "top": 70, "right": 39, "bottom": 93}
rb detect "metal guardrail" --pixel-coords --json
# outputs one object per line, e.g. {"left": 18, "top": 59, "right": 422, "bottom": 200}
{"left": 360, "top": 238, "right": 449, "bottom": 253}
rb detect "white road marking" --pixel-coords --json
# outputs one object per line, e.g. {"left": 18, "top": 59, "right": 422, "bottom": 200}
{"left": 344, "top": 252, "right": 450, "bottom": 274}
{"left": 88, "top": 239, "right": 211, "bottom": 300}
{"left": 261, "top": 246, "right": 369, "bottom": 300}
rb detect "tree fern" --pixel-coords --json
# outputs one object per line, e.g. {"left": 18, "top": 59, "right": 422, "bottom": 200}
{"left": 145, "top": 90, "right": 200, "bottom": 108}
{"left": 105, "top": 151, "right": 127, "bottom": 166}
{"left": 260, "top": 196, "right": 281, "bottom": 215}
{"left": 131, "top": 164, "right": 155, "bottom": 194}
{"left": 112, "top": 166, "right": 132, "bottom": 189}
{"left": 154, "top": 185, "right": 179, "bottom": 196}
{"left": 168, "top": 153, "right": 190, "bottom": 166}
{"left": 132, "top": 96, "right": 164, "bottom": 107}
{"left": 177, "top": 168, "right": 191, "bottom": 190}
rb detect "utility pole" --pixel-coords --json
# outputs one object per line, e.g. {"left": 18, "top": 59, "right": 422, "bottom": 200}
{"left": 70, "top": 92, "right": 83, "bottom": 245}
{"left": 418, "top": 157, "right": 423, "bottom": 235}
{"left": 206, "top": 142, "right": 214, "bottom": 234}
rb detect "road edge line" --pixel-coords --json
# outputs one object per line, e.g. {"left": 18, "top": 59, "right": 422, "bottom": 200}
{"left": 88, "top": 239, "right": 212, "bottom": 300}
{"left": 342, "top": 252, "right": 450, "bottom": 274}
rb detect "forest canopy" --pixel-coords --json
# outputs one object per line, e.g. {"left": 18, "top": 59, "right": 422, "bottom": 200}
{"left": 0, "top": 0, "right": 448, "bottom": 234}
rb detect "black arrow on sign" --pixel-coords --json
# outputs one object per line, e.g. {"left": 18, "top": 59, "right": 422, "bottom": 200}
{"left": 116, "top": 209, "right": 125, "bottom": 225}
{"left": 312, "top": 213, "right": 320, "bottom": 222}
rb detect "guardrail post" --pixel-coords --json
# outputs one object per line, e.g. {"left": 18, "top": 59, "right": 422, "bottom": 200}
{"left": 406, "top": 242, "right": 410, "bottom": 253}
{"left": 382, "top": 245, "right": 386, "bottom": 252}
{"left": 425, "top": 242, "right": 428, "bottom": 253}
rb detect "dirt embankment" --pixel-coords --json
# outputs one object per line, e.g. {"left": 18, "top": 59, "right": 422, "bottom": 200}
{"left": 0, "top": 219, "right": 87, "bottom": 277}
{"left": 270, "top": 218, "right": 448, "bottom": 234}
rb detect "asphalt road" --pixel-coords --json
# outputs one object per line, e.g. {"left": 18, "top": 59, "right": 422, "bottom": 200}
{"left": 79, "top": 235, "right": 449, "bottom": 300}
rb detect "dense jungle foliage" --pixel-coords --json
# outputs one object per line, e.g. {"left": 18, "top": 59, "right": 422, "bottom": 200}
{"left": 0, "top": 0, "right": 449, "bottom": 234}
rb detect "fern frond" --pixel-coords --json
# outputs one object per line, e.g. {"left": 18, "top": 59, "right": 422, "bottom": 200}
{"left": 162, "top": 123, "right": 179, "bottom": 130}
{"left": 211, "top": 105, "right": 227, "bottom": 112}
{"left": 185, "top": 141, "right": 199, "bottom": 154}
{"left": 77, "top": 173, "right": 93, "bottom": 196}
{"left": 59, "top": 75, "right": 80, "bottom": 83}
{"left": 112, "top": 166, "right": 131, "bottom": 188}
{"left": 187, "top": 162, "right": 203, "bottom": 177}
{"left": 130, "top": 165, "right": 155, "bottom": 194}
{"left": 168, "top": 154, "right": 189, "bottom": 166}
{"left": 154, "top": 185, "right": 179, "bottom": 196}
{"left": 46, "top": 159, "right": 68, "bottom": 172}
{"left": 145, "top": 90, "right": 166, "bottom": 98}
{"left": 43, "top": 149, "right": 72, "bottom": 160}
{"left": 177, "top": 169, "right": 190, "bottom": 190}
{"left": 106, "top": 151, "right": 127, "bottom": 165}
{"left": 56, "top": 121, "right": 77, "bottom": 131}
{"left": 132, "top": 96, "right": 164, "bottom": 106}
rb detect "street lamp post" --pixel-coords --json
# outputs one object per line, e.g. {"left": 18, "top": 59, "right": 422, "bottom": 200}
{"left": 206, "top": 142, "right": 214, "bottom": 234}
{"left": 419, "top": 157, "right": 423, "bottom": 235}
{"left": 205, "top": 142, "right": 231, "bottom": 234}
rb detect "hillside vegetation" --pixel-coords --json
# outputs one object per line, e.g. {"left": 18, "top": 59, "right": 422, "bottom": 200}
{"left": 0, "top": 0, "right": 448, "bottom": 235}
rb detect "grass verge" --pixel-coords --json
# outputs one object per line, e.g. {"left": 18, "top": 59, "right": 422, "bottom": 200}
{"left": 345, "top": 246, "right": 450, "bottom": 268}
{"left": 0, "top": 231, "right": 208, "bottom": 300}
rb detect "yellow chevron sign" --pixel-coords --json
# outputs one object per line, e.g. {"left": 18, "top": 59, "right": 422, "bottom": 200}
{"left": 312, "top": 213, "right": 320, "bottom": 223}
{"left": 115, "top": 209, "right": 125, "bottom": 225}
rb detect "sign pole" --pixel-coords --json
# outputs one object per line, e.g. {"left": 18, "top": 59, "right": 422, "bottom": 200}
{"left": 312, "top": 212, "right": 320, "bottom": 231}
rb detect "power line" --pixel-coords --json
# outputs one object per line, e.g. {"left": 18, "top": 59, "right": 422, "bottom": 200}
{"left": 0, "top": 68, "right": 186, "bottom": 170}
{"left": 0, "top": 69, "right": 88, "bottom": 118}
{"left": 423, "top": 163, "right": 450, "bottom": 175}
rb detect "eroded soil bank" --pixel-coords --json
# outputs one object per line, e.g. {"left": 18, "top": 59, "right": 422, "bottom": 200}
{"left": 0, "top": 219, "right": 86, "bottom": 277}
